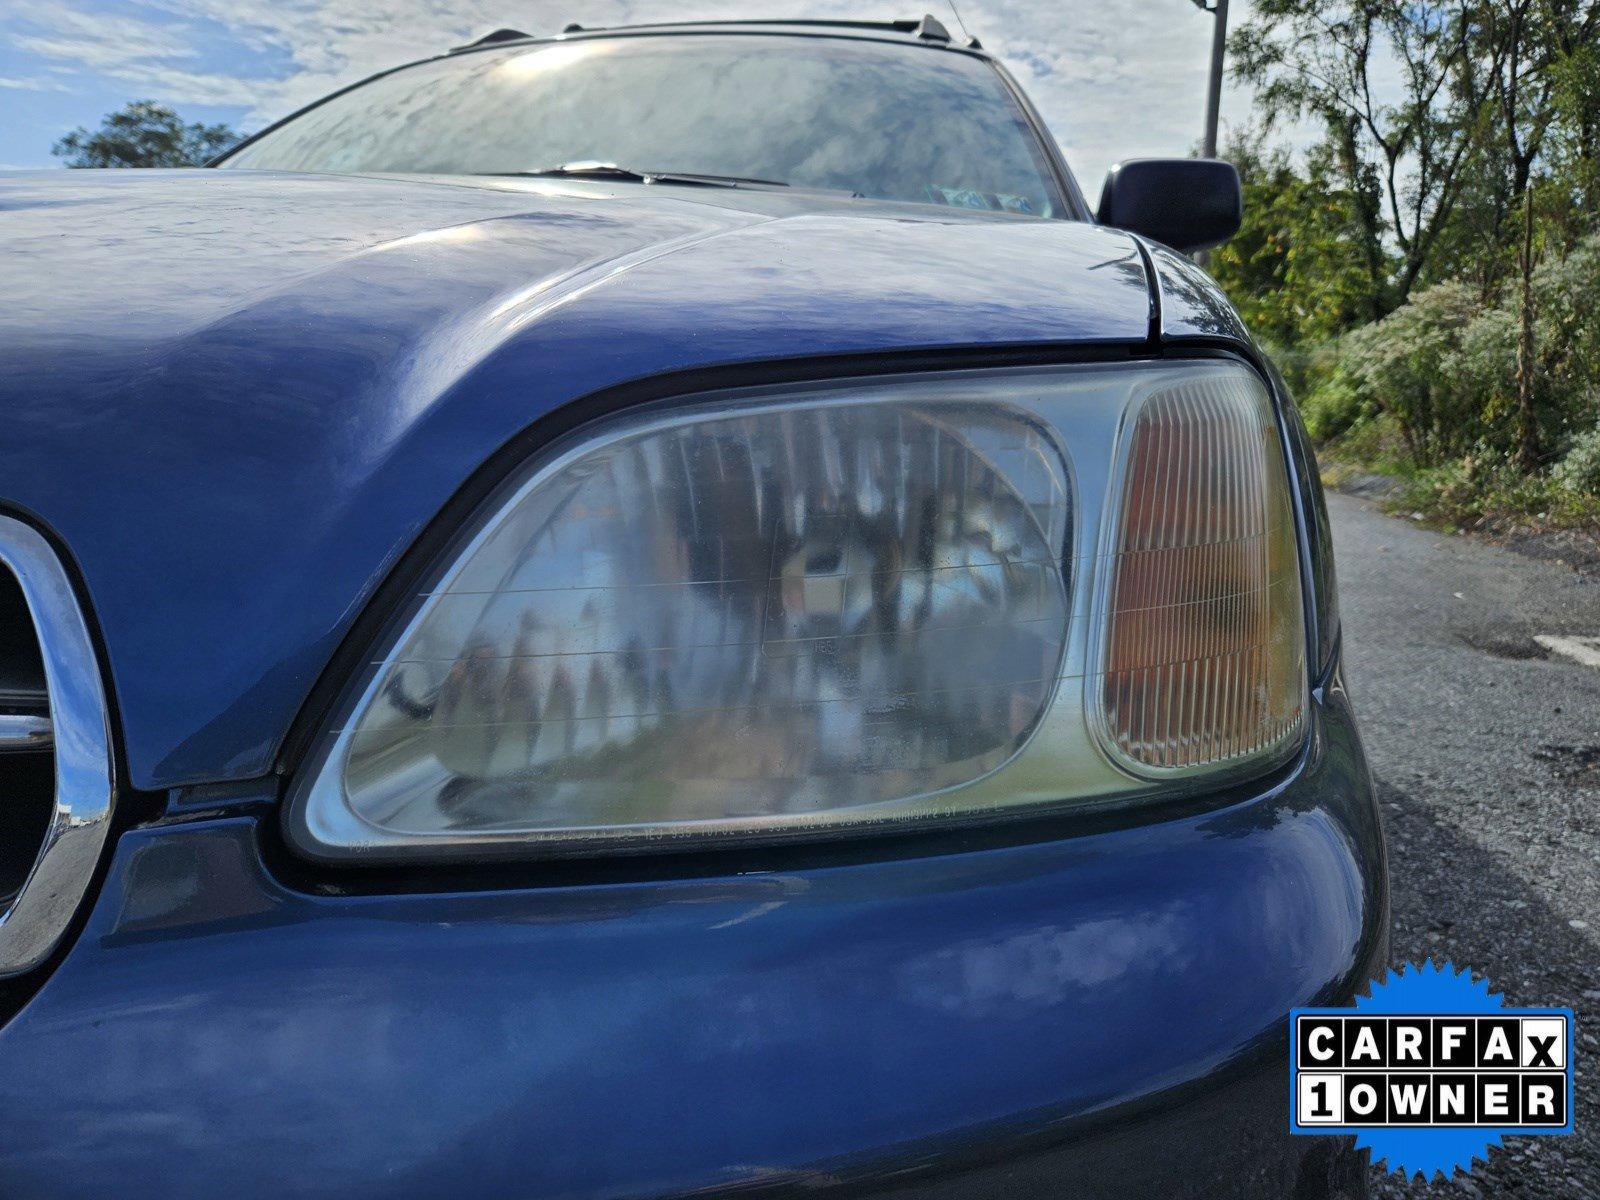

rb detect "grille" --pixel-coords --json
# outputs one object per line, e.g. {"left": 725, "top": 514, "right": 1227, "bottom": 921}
{"left": 0, "top": 566, "right": 53, "bottom": 905}
{"left": 0, "top": 516, "right": 114, "bottom": 977}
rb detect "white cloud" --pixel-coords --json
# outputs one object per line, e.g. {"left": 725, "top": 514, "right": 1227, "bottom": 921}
{"left": 0, "top": 76, "right": 72, "bottom": 92}
{"left": 10, "top": 1, "right": 196, "bottom": 69}
{"left": 4, "top": 0, "right": 1285, "bottom": 186}
{"left": 82, "top": 62, "right": 271, "bottom": 106}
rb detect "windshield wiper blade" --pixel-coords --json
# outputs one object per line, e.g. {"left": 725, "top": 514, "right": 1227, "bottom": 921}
{"left": 649, "top": 170, "right": 791, "bottom": 188}
{"left": 480, "top": 162, "right": 791, "bottom": 190}
{"left": 495, "top": 161, "right": 652, "bottom": 182}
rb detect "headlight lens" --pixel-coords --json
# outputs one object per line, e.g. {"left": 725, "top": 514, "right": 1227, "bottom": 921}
{"left": 290, "top": 362, "right": 1306, "bottom": 861}
{"left": 1099, "top": 374, "right": 1307, "bottom": 772}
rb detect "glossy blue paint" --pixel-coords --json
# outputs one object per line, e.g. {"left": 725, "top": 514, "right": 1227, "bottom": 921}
{"left": 0, "top": 33, "right": 1386, "bottom": 1198}
{"left": 0, "top": 168, "right": 1151, "bottom": 791}
{"left": 0, "top": 676, "right": 1382, "bottom": 1200}
{"left": 1141, "top": 238, "right": 1254, "bottom": 344}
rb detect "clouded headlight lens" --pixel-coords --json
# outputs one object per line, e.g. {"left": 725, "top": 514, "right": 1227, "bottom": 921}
{"left": 290, "top": 362, "right": 1306, "bottom": 861}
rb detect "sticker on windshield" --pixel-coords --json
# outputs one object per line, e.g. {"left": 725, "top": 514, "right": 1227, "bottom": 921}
{"left": 925, "top": 184, "right": 991, "bottom": 210}
{"left": 1290, "top": 961, "right": 1574, "bottom": 1181}
{"left": 923, "top": 185, "right": 1036, "bottom": 215}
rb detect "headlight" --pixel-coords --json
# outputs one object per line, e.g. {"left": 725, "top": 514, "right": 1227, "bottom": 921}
{"left": 289, "top": 361, "right": 1306, "bottom": 861}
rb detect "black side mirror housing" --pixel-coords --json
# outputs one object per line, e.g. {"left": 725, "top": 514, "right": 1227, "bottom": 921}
{"left": 1096, "top": 159, "right": 1242, "bottom": 254}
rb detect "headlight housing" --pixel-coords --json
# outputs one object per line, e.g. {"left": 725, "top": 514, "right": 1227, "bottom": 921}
{"left": 289, "top": 361, "right": 1306, "bottom": 862}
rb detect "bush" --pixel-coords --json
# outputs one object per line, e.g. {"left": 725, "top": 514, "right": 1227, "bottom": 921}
{"left": 1554, "top": 427, "right": 1600, "bottom": 496}
{"left": 1290, "top": 234, "right": 1600, "bottom": 530}
{"left": 1533, "top": 237, "right": 1600, "bottom": 409}
{"left": 1386, "top": 449, "right": 1600, "bottom": 530}
{"left": 1288, "top": 340, "right": 1370, "bottom": 441}
{"left": 1303, "top": 238, "right": 1600, "bottom": 480}
{"left": 1300, "top": 370, "right": 1374, "bottom": 443}
{"left": 1446, "top": 306, "right": 1519, "bottom": 438}
{"left": 1330, "top": 283, "right": 1484, "bottom": 465}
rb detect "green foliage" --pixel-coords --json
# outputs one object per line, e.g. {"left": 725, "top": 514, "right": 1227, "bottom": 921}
{"left": 1554, "top": 429, "right": 1600, "bottom": 495}
{"left": 1230, "top": 1, "right": 1484, "bottom": 307}
{"left": 52, "top": 101, "right": 238, "bottom": 168}
{"left": 1333, "top": 283, "right": 1485, "bottom": 466}
{"left": 1391, "top": 452, "right": 1600, "bottom": 529}
{"left": 1527, "top": 234, "right": 1600, "bottom": 443}
{"left": 1231, "top": 0, "right": 1600, "bottom": 521}
{"left": 1308, "top": 236, "right": 1600, "bottom": 512}
{"left": 1210, "top": 135, "right": 1389, "bottom": 347}
{"left": 1296, "top": 346, "right": 1376, "bottom": 443}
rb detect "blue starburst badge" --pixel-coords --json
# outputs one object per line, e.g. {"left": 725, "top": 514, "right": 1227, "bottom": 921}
{"left": 1289, "top": 962, "right": 1575, "bottom": 1182}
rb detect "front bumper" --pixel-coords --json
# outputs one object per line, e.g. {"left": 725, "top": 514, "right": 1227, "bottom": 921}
{"left": 0, "top": 666, "right": 1384, "bottom": 1199}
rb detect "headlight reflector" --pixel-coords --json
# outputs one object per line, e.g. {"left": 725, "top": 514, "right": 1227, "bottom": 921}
{"left": 290, "top": 362, "right": 1305, "bottom": 861}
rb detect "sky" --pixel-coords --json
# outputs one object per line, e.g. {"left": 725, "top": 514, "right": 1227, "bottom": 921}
{"left": 0, "top": 1, "right": 1269, "bottom": 187}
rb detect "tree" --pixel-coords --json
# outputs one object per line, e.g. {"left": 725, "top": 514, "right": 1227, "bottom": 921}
{"left": 52, "top": 101, "right": 238, "bottom": 168}
{"left": 1231, "top": 0, "right": 1600, "bottom": 505}
{"left": 1231, "top": 1, "right": 1488, "bottom": 309}
{"left": 1473, "top": 0, "right": 1600, "bottom": 467}
{"left": 1210, "top": 132, "right": 1390, "bottom": 350}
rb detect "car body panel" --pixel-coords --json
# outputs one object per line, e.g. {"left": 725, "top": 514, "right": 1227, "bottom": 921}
{"left": 0, "top": 169, "right": 1151, "bottom": 790}
{"left": 0, "top": 676, "right": 1381, "bottom": 1200}
{"left": 1140, "top": 239, "right": 1252, "bottom": 344}
{"left": 0, "top": 44, "right": 1384, "bottom": 1190}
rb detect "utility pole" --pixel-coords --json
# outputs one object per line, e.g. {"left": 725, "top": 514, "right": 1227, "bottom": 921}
{"left": 1190, "top": 0, "right": 1229, "bottom": 266}
{"left": 1191, "top": 0, "right": 1229, "bottom": 159}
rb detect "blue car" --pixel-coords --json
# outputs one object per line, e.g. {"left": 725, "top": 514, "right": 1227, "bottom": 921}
{"left": 0, "top": 17, "right": 1385, "bottom": 1200}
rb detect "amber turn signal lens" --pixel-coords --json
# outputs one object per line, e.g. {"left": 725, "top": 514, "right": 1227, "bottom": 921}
{"left": 1101, "top": 374, "right": 1305, "bottom": 773}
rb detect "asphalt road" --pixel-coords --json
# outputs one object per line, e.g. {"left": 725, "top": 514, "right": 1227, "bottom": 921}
{"left": 1326, "top": 492, "right": 1600, "bottom": 1197}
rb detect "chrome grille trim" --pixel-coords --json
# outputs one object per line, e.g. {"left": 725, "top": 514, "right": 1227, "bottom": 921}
{"left": 0, "top": 714, "right": 53, "bottom": 753}
{"left": 0, "top": 515, "right": 114, "bottom": 978}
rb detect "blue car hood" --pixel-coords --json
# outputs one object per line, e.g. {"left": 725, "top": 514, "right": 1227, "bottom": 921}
{"left": 0, "top": 168, "right": 1157, "bottom": 789}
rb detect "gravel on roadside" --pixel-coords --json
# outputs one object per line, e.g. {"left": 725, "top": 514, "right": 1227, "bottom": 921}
{"left": 1326, "top": 492, "right": 1600, "bottom": 1199}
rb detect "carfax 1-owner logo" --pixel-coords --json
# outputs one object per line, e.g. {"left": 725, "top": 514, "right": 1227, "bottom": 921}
{"left": 1290, "top": 961, "right": 1575, "bottom": 1181}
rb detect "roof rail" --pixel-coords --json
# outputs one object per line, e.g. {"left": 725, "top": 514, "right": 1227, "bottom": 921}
{"left": 550, "top": 16, "right": 963, "bottom": 41}
{"left": 451, "top": 17, "right": 977, "bottom": 55}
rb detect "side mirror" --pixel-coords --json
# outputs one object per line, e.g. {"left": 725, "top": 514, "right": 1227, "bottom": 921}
{"left": 1096, "top": 159, "right": 1242, "bottom": 254}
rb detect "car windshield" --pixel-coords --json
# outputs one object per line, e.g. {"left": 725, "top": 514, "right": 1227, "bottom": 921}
{"left": 220, "top": 33, "right": 1066, "bottom": 217}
